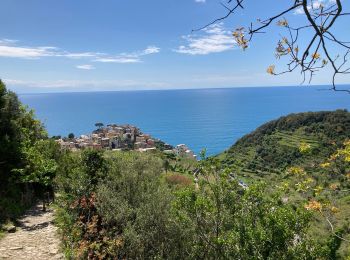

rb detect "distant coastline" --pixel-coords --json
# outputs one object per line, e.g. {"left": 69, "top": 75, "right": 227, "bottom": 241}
{"left": 13, "top": 83, "right": 350, "bottom": 95}
{"left": 19, "top": 87, "right": 350, "bottom": 156}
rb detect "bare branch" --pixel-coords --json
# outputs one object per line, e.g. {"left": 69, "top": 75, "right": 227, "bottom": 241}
{"left": 196, "top": 0, "right": 350, "bottom": 92}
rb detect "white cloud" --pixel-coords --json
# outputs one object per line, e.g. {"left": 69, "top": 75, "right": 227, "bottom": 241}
{"left": 0, "top": 39, "right": 160, "bottom": 64}
{"left": 63, "top": 52, "right": 103, "bottom": 59}
{"left": 0, "top": 45, "right": 56, "bottom": 59}
{"left": 94, "top": 57, "right": 141, "bottom": 63}
{"left": 76, "top": 64, "right": 95, "bottom": 70}
{"left": 294, "top": 0, "right": 337, "bottom": 14}
{"left": 94, "top": 46, "right": 160, "bottom": 63}
{"left": 174, "top": 23, "right": 236, "bottom": 55}
{"left": 141, "top": 46, "right": 160, "bottom": 55}
{"left": 195, "top": 0, "right": 206, "bottom": 3}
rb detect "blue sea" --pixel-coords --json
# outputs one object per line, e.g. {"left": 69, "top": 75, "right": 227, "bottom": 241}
{"left": 19, "top": 86, "right": 350, "bottom": 156}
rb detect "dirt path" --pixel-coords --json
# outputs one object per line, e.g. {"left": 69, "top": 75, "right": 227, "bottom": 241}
{"left": 0, "top": 203, "right": 63, "bottom": 259}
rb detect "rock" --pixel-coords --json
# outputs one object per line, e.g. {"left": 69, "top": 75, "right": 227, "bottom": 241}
{"left": 6, "top": 225, "right": 16, "bottom": 233}
{"left": 9, "top": 246, "right": 23, "bottom": 250}
{"left": 50, "top": 249, "right": 58, "bottom": 255}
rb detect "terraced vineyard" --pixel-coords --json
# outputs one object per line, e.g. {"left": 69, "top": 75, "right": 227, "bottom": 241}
{"left": 220, "top": 129, "right": 322, "bottom": 181}
{"left": 219, "top": 110, "right": 350, "bottom": 183}
{"left": 216, "top": 110, "right": 350, "bottom": 257}
{"left": 274, "top": 130, "right": 320, "bottom": 149}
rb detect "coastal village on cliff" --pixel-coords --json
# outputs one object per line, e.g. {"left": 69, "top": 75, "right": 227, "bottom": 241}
{"left": 56, "top": 123, "right": 197, "bottom": 160}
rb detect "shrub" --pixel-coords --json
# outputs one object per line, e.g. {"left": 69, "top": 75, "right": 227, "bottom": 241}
{"left": 165, "top": 174, "right": 192, "bottom": 187}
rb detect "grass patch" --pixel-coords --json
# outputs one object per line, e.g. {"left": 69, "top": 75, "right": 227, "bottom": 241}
{"left": 164, "top": 173, "right": 193, "bottom": 188}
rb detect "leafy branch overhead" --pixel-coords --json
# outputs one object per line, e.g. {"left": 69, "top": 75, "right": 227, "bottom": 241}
{"left": 196, "top": 0, "right": 350, "bottom": 92}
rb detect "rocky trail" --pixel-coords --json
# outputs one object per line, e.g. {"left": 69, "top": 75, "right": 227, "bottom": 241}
{"left": 0, "top": 203, "right": 63, "bottom": 259}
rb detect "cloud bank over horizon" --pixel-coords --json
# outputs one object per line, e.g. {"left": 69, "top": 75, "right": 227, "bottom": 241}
{"left": 0, "top": 39, "right": 160, "bottom": 65}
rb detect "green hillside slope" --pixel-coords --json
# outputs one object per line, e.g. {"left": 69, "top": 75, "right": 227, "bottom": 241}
{"left": 220, "top": 110, "right": 350, "bottom": 180}
{"left": 218, "top": 110, "right": 350, "bottom": 257}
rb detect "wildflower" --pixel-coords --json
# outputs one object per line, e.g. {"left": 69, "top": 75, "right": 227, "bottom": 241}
{"left": 320, "top": 162, "right": 331, "bottom": 168}
{"left": 313, "top": 185, "right": 323, "bottom": 196}
{"left": 330, "top": 206, "right": 340, "bottom": 214}
{"left": 305, "top": 200, "right": 322, "bottom": 211}
{"left": 287, "top": 166, "right": 306, "bottom": 176}
{"left": 299, "top": 142, "right": 311, "bottom": 153}
{"left": 329, "top": 183, "right": 339, "bottom": 190}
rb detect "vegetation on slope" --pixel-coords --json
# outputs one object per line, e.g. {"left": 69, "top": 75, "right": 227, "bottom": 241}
{"left": 1, "top": 78, "right": 349, "bottom": 258}
{"left": 220, "top": 110, "right": 350, "bottom": 178}
{"left": 218, "top": 110, "right": 350, "bottom": 257}
{"left": 55, "top": 150, "right": 326, "bottom": 259}
{"left": 0, "top": 80, "right": 61, "bottom": 225}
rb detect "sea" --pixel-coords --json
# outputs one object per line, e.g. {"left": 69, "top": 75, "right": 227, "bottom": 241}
{"left": 19, "top": 86, "right": 350, "bottom": 156}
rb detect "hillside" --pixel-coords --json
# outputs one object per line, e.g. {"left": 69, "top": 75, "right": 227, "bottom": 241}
{"left": 218, "top": 110, "right": 350, "bottom": 257}
{"left": 219, "top": 110, "right": 350, "bottom": 180}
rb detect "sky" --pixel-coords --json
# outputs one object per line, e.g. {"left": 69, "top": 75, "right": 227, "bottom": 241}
{"left": 0, "top": 0, "right": 349, "bottom": 93}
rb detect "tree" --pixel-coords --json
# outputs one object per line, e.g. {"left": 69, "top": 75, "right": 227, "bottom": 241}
{"left": 197, "top": 0, "right": 350, "bottom": 92}
{"left": 172, "top": 155, "right": 325, "bottom": 259}
{"left": 15, "top": 140, "right": 61, "bottom": 211}
{"left": 0, "top": 79, "right": 51, "bottom": 218}
{"left": 68, "top": 133, "right": 75, "bottom": 139}
{"left": 81, "top": 149, "right": 107, "bottom": 187}
{"left": 95, "top": 122, "right": 104, "bottom": 129}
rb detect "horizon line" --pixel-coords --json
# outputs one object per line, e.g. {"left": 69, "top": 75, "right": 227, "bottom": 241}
{"left": 14, "top": 83, "right": 350, "bottom": 95}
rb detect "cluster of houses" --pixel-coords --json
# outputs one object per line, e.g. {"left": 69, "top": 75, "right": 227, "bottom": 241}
{"left": 56, "top": 123, "right": 197, "bottom": 159}
{"left": 173, "top": 144, "right": 197, "bottom": 159}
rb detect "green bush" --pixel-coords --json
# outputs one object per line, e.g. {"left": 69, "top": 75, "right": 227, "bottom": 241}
{"left": 55, "top": 151, "right": 331, "bottom": 259}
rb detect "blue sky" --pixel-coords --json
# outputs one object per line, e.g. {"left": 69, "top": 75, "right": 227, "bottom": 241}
{"left": 0, "top": 0, "right": 349, "bottom": 93}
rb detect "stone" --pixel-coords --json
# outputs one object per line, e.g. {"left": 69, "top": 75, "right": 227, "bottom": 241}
{"left": 9, "top": 246, "right": 23, "bottom": 250}
{"left": 50, "top": 249, "right": 58, "bottom": 255}
{"left": 6, "top": 225, "right": 16, "bottom": 233}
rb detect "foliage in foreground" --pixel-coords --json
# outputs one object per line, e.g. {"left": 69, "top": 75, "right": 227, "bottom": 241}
{"left": 0, "top": 80, "right": 60, "bottom": 222}
{"left": 55, "top": 150, "right": 331, "bottom": 259}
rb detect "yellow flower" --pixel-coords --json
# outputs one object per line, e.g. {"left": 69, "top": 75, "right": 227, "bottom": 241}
{"left": 305, "top": 177, "right": 314, "bottom": 183}
{"left": 320, "top": 162, "right": 331, "bottom": 168}
{"left": 313, "top": 185, "right": 323, "bottom": 196}
{"left": 329, "top": 183, "right": 339, "bottom": 190}
{"left": 330, "top": 206, "right": 340, "bottom": 214}
{"left": 287, "top": 166, "right": 306, "bottom": 176}
{"left": 305, "top": 200, "right": 322, "bottom": 211}
{"left": 299, "top": 142, "right": 311, "bottom": 153}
